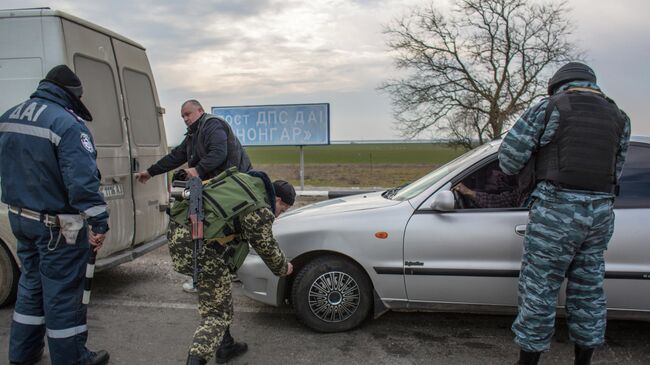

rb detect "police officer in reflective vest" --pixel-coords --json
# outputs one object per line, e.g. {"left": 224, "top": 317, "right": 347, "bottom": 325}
{"left": 499, "top": 62, "right": 631, "bottom": 365}
{"left": 167, "top": 169, "right": 295, "bottom": 365}
{"left": 0, "top": 65, "right": 110, "bottom": 365}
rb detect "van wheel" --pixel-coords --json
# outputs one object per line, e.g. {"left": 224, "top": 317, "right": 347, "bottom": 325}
{"left": 0, "top": 241, "right": 19, "bottom": 307}
{"left": 291, "top": 256, "right": 372, "bottom": 332}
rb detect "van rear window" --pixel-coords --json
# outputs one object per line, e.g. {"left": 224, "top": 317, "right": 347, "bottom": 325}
{"left": 124, "top": 69, "right": 161, "bottom": 146}
{"left": 74, "top": 55, "right": 123, "bottom": 146}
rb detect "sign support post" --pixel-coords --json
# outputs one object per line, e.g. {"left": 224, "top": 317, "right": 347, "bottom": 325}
{"left": 299, "top": 145, "right": 305, "bottom": 190}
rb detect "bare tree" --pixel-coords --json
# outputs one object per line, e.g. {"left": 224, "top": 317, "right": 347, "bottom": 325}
{"left": 381, "top": 0, "right": 580, "bottom": 146}
{"left": 444, "top": 94, "right": 486, "bottom": 149}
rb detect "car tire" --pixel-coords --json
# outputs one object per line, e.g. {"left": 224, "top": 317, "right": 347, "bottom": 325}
{"left": 0, "top": 241, "right": 19, "bottom": 307}
{"left": 291, "top": 255, "right": 372, "bottom": 332}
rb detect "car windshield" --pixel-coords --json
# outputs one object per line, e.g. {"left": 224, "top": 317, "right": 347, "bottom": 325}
{"left": 389, "top": 143, "right": 496, "bottom": 201}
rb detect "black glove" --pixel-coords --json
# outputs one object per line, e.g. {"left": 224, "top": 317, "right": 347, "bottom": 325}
{"left": 172, "top": 169, "right": 188, "bottom": 182}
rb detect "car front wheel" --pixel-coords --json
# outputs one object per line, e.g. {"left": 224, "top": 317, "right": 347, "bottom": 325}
{"left": 291, "top": 255, "right": 372, "bottom": 332}
{"left": 0, "top": 241, "right": 19, "bottom": 307}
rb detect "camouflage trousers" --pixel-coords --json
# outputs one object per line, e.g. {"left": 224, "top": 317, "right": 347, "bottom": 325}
{"left": 167, "top": 222, "right": 233, "bottom": 360}
{"left": 513, "top": 197, "right": 615, "bottom": 352}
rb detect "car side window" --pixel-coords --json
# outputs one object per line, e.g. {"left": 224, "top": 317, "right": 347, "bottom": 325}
{"left": 452, "top": 160, "right": 523, "bottom": 210}
{"left": 615, "top": 144, "right": 650, "bottom": 209}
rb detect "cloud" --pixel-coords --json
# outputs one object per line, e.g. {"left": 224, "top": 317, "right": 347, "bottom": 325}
{"left": 3, "top": 0, "right": 648, "bottom": 142}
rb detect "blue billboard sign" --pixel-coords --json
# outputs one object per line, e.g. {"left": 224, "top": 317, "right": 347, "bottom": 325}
{"left": 211, "top": 103, "right": 330, "bottom": 146}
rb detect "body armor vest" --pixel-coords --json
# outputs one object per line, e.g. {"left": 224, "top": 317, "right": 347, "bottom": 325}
{"left": 169, "top": 168, "right": 270, "bottom": 273}
{"left": 535, "top": 89, "right": 625, "bottom": 193}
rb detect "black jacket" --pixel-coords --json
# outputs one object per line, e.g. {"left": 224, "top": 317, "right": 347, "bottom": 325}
{"left": 147, "top": 113, "right": 252, "bottom": 179}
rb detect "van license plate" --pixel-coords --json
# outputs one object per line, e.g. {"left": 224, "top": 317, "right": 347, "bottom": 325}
{"left": 100, "top": 183, "right": 124, "bottom": 200}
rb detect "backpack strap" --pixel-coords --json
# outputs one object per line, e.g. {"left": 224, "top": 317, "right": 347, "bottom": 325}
{"left": 246, "top": 170, "right": 276, "bottom": 214}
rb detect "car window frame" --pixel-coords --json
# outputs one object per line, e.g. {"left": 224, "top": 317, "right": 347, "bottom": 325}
{"left": 417, "top": 153, "right": 530, "bottom": 213}
{"left": 391, "top": 143, "right": 495, "bottom": 201}
{"left": 404, "top": 141, "right": 502, "bottom": 209}
{"left": 614, "top": 141, "right": 650, "bottom": 209}
{"left": 414, "top": 138, "right": 649, "bottom": 213}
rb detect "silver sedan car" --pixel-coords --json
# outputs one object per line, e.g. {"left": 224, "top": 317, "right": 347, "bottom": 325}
{"left": 239, "top": 136, "right": 650, "bottom": 332}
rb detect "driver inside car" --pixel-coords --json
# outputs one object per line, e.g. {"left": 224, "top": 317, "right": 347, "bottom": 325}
{"left": 452, "top": 169, "right": 523, "bottom": 208}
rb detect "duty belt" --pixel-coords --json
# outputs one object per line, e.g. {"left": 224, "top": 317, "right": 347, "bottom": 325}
{"left": 8, "top": 206, "right": 59, "bottom": 227}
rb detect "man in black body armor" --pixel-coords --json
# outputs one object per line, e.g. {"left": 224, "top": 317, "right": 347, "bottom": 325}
{"left": 499, "top": 62, "right": 631, "bottom": 365}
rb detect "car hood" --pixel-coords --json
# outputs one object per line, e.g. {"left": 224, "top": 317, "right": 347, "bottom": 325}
{"left": 278, "top": 191, "right": 401, "bottom": 220}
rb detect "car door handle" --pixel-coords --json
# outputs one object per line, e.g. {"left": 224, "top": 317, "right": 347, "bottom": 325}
{"left": 132, "top": 158, "right": 140, "bottom": 173}
{"left": 515, "top": 225, "right": 527, "bottom": 236}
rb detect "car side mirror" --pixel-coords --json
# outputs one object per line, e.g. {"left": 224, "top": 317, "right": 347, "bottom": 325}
{"left": 429, "top": 190, "right": 455, "bottom": 211}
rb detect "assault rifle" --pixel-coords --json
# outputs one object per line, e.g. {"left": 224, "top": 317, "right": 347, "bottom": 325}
{"left": 187, "top": 176, "right": 204, "bottom": 286}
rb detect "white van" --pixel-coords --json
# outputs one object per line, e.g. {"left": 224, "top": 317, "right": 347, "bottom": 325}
{"left": 0, "top": 8, "right": 170, "bottom": 306}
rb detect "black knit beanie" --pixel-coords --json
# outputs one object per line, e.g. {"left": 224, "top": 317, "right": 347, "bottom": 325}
{"left": 42, "top": 65, "right": 93, "bottom": 121}
{"left": 273, "top": 180, "right": 296, "bottom": 206}
{"left": 45, "top": 65, "right": 83, "bottom": 98}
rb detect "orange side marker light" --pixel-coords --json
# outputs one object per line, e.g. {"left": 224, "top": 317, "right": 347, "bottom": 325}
{"left": 375, "top": 232, "right": 389, "bottom": 239}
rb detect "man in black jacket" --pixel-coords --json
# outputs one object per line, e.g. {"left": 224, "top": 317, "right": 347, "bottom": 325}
{"left": 136, "top": 99, "right": 252, "bottom": 363}
{"left": 136, "top": 99, "right": 251, "bottom": 183}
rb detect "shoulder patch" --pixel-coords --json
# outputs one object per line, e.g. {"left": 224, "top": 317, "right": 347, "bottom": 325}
{"left": 80, "top": 133, "right": 95, "bottom": 153}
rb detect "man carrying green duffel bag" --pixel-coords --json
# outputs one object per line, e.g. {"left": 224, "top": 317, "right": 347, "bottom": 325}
{"left": 168, "top": 167, "right": 295, "bottom": 365}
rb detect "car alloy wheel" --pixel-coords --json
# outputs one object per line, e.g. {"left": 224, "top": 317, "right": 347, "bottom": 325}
{"left": 308, "top": 271, "right": 360, "bottom": 323}
{"left": 292, "top": 255, "right": 372, "bottom": 332}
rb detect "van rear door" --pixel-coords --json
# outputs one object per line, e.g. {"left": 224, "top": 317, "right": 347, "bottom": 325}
{"left": 112, "top": 39, "right": 169, "bottom": 245}
{"left": 61, "top": 19, "right": 135, "bottom": 257}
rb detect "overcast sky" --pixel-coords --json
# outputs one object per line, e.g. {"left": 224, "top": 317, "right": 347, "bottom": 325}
{"left": 5, "top": 0, "right": 650, "bottom": 145}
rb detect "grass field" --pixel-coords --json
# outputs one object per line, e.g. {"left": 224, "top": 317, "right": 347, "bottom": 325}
{"left": 245, "top": 143, "right": 466, "bottom": 165}
{"left": 245, "top": 143, "right": 468, "bottom": 188}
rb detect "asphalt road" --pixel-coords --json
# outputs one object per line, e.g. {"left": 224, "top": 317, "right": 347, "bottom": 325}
{"left": 2, "top": 244, "right": 649, "bottom": 365}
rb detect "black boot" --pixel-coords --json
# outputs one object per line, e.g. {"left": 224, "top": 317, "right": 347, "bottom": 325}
{"left": 186, "top": 354, "right": 207, "bottom": 365}
{"left": 515, "top": 349, "right": 541, "bottom": 365}
{"left": 10, "top": 347, "right": 44, "bottom": 365}
{"left": 215, "top": 328, "right": 248, "bottom": 364}
{"left": 574, "top": 345, "right": 595, "bottom": 365}
{"left": 86, "top": 350, "right": 110, "bottom": 365}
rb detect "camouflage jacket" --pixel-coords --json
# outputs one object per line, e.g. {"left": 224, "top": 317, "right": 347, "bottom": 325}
{"left": 237, "top": 207, "right": 288, "bottom": 276}
{"left": 498, "top": 81, "right": 631, "bottom": 203}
